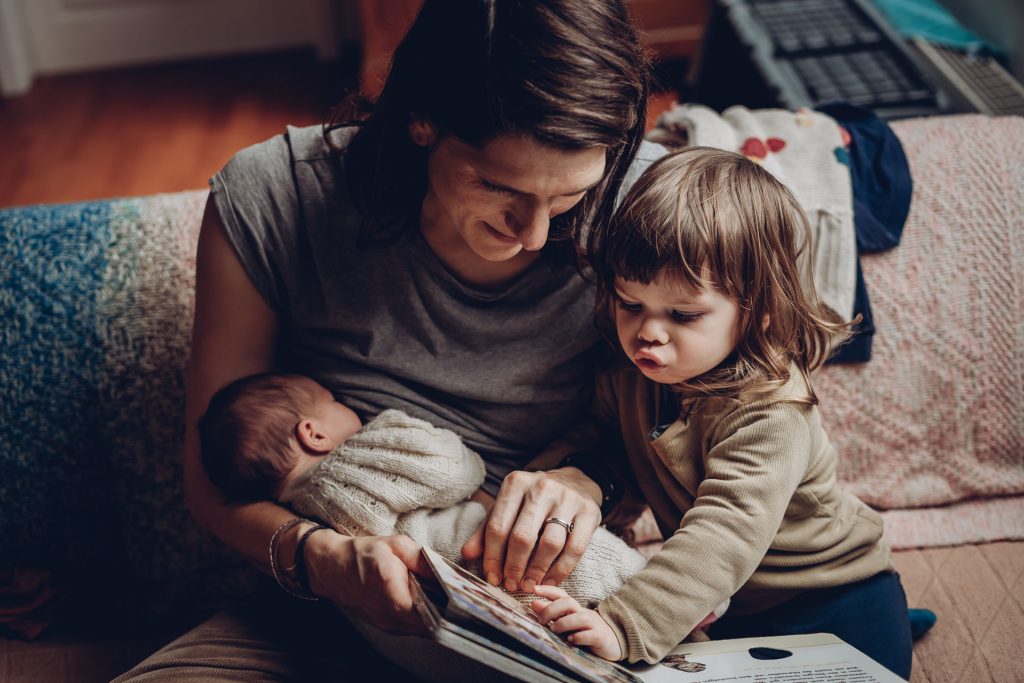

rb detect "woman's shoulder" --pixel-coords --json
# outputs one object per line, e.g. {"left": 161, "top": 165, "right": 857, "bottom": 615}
{"left": 617, "top": 140, "right": 668, "bottom": 202}
{"left": 215, "top": 130, "right": 294, "bottom": 193}
{"left": 210, "top": 125, "right": 362, "bottom": 238}
{"left": 207, "top": 125, "right": 362, "bottom": 313}
{"left": 216, "top": 125, "right": 353, "bottom": 188}
{"left": 289, "top": 124, "right": 361, "bottom": 166}
{"left": 634, "top": 139, "right": 668, "bottom": 166}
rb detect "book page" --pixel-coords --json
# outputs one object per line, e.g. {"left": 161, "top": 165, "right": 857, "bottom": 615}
{"left": 631, "top": 634, "right": 905, "bottom": 682}
{"left": 421, "top": 546, "right": 641, "bottom": 683}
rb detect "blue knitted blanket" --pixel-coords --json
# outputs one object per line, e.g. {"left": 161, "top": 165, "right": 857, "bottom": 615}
{"left": 0, "top": 191, "right": 258, "bottom": 616}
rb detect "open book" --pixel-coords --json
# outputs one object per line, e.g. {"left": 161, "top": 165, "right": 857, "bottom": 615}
{"left": 412, "top": 545, "right": 641, "bottom": 683}
{"left": 412, "top": 546, "right": 906, "bottom": 683}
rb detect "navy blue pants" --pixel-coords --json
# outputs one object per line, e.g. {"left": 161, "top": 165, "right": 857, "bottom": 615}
{"left": 708, "top": 572, "right": 912, "bottom": 680}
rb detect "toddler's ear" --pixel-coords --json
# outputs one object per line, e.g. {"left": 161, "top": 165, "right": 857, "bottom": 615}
{"left": 296, "top": 418, "right": 333, "bottom": 454}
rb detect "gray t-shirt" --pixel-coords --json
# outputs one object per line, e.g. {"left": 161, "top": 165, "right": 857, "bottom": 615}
{"left": 210, "top": 125, "right": 663, "bottom": 493}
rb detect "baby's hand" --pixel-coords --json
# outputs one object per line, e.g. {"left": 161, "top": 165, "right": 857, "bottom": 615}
{"left": 530, "top": 585, "right": 622, "bottom": 661}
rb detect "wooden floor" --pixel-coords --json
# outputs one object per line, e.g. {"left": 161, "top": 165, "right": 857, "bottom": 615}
{"left": 894, "top": 541, "right": 1024, "bottom": 683}
{"left": 0, "top": 51, "right": 678, "bottom": 210}
{"left": 0, "top": 50, "right": 356, "bottom": 209}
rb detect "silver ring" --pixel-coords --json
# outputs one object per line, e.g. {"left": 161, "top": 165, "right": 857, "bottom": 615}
{"left": 543, "top": 517, "right": 574, "bottom": 534}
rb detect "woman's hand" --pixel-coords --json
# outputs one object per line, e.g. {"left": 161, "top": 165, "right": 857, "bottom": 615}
{"left": 461, "top": 467, "right": 602, "bottom": 593}
{"left": 305, "top": 529, "right": 432, "bottom": 635}
{"left": 531, "top": 585, "right": 622, "bottom": 661}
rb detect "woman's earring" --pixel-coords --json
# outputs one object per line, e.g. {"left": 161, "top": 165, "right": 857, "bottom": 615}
{"left": 408, "top": 119, "right": 437, "bottom": 148}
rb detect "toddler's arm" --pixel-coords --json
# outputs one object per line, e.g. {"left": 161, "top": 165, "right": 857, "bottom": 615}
{"left": 531, "top": 585, "right": 621, "bottom": 661}
{"left": 594, "top": 402, "right": 813, "bottom": 663}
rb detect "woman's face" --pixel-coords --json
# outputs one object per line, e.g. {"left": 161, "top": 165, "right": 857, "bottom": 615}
{"left": 417, "top": 126, "right": 607, "bottom": 267}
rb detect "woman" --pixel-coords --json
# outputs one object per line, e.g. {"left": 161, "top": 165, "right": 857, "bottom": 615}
{"left": 116, "top": 0, "right": 662, "bottom": 679}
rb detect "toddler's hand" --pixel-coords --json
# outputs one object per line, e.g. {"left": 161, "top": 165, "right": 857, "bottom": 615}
{"left": 530, "top": 585, "right": 622, "bottom": 661}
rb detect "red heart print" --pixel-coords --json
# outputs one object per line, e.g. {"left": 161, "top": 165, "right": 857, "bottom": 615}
{"left": 740, "top": 137, "right": 767, "bottom": 159}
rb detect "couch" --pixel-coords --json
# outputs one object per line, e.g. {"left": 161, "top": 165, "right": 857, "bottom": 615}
{"left": 1, "top": 113, "right": 1021, "bottom": 682}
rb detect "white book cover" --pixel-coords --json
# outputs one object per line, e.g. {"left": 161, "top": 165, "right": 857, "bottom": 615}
{"left": 633, "top": 633, "right": 906, "bottom": 682}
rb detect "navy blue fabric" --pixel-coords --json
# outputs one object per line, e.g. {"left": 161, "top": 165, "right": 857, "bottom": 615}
{"left": 835, "top": 260, "right": 876, "bottom": 363}
{"left": 819, "top": 102, "right": 913, "bottom": 253}
{"left": 818, "top": 102, "right": 912, "bottom": 364}
{"left": 709, "top": 571, "right": 913, "bottom": 679}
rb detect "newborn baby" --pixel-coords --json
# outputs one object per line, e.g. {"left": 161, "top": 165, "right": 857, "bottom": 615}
{"left": 197, "top": 373, "right": 649, "bottom": 609}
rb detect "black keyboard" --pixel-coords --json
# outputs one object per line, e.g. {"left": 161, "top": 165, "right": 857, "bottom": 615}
{"left": 721, "top": 0, "right": 946, "bottom": 118}
{"left": 750, "top": 0, "right": 883, "bottom": 53}
{"left": 911, "top": 38, "right": 1024, "bottom": 116}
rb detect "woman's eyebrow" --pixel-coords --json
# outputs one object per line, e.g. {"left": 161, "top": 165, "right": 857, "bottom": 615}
{"left": 480, "top": 175, "right": 603, "bottom": 197}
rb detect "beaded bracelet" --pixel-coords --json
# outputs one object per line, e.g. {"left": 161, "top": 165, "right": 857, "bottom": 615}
{"left": 268, "top": 517, "right": 319, "bottom": 601}
{"left": 294, "top": 524, "right": 329, "bottom": 597}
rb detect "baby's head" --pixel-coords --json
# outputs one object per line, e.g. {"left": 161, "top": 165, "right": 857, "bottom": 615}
{"left": 198, "top": 373, "right": 361, "bottom": 503}
{"left": 591, "top": 147, "right": 848, "bottom": 400}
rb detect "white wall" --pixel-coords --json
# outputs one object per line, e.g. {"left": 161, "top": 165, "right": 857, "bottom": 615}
{"left": 0, "top": 0, "right": 347, "bottom": 96}
{"left": 0, "top": 0, "right": 33, "bottom": 94}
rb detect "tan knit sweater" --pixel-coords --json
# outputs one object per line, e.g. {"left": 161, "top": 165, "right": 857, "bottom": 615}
{"left": 531, "top": 364, "right": 894, "bottom": 663}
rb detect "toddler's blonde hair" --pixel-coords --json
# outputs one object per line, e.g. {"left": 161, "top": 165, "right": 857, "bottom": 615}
{"left": 591, "top": 147, "right": 853, "bottom": 403}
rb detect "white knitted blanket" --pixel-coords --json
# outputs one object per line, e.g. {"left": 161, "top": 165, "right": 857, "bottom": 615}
{"left": 282, "top": 409, "right": 486, "bottom": 537}
{"left": 282, "top": 409, "right": 648, "bottom": 608}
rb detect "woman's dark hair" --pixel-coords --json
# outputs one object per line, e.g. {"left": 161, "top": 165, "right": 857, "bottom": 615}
{"left": 330, "top": 0, "right": 648, "bottom": 245}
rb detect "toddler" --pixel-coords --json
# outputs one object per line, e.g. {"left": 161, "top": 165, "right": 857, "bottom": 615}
{"left": 530, "top": 148, "right": 911, "bottom": 678}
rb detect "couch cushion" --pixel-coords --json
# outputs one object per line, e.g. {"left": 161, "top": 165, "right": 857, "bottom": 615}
{"left": 0, "top": 191, "right": 258, "bottom": 615}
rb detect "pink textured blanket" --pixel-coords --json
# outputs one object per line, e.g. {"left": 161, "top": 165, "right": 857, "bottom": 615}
{"left": 814, "top": 114, "right": 1024, "bottom": 549}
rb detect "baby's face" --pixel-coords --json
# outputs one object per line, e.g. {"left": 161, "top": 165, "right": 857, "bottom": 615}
{"left": 298, "top": 378, "right": 362, "bottom": 450}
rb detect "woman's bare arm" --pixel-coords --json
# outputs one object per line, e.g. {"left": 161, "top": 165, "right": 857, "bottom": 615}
{"left": 184, "top": 198, "right": 428, "bottom": 632}
{"left": 183, "top": 197, "right": 298, "bottom": 563}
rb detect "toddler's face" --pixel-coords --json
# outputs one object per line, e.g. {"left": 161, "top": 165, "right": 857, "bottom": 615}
{"left": 613, "top": 274, "right": 740, "bottom": 385}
